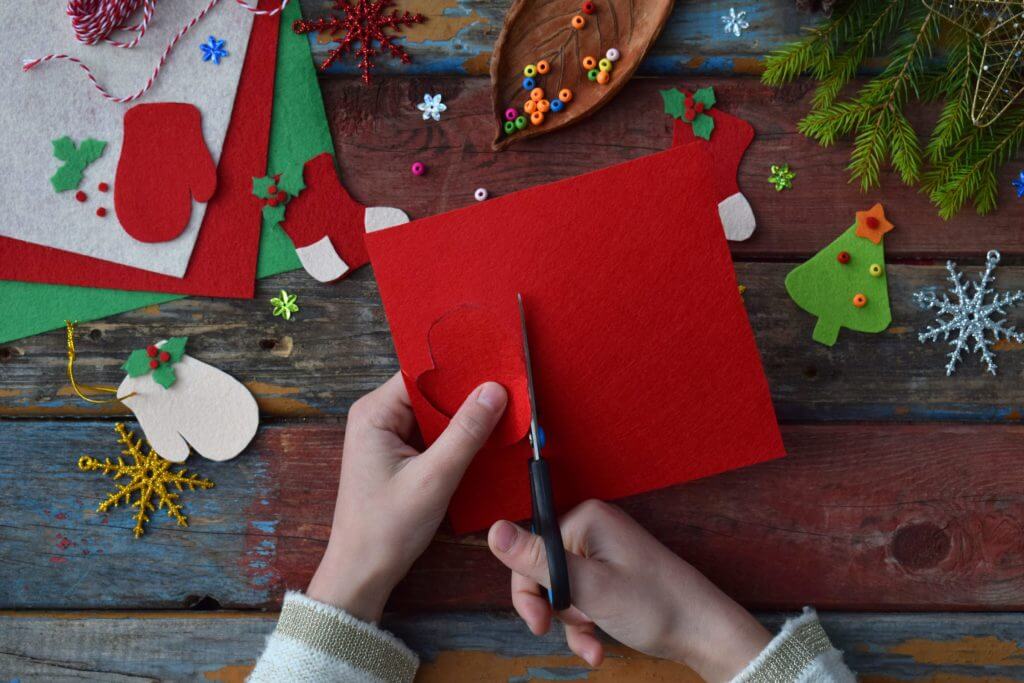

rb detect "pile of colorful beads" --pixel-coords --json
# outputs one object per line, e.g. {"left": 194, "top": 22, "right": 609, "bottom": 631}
{"left": 583, "top": 48, "right": 618, "bottom": 85}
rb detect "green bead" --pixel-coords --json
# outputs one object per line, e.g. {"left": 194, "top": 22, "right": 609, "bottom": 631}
{"left": 515, "top": 115, "right": 528, "bottom": 130}
{"left": 504, "top": 120, "right": 516, "bottom": 134}
{"left": 599, "top": 58, "right": 613, "bottom": 72}
{"left": 587, "top": 69, "right": 599, "bottom": 81}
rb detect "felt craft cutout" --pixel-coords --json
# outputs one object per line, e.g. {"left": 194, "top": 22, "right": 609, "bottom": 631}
{"left": 281, "top": 152, "right": 408, "bottom": 283}
{"left": 118, "top": 339, "right": 260, "bottom": 463}
{"left": 415, "top": 306, "right": 531, "bottom": 448}
{"left": 491, "top": 0, "right": 674, "bottom": 150}
{"left": 115, "top": 103, "right": 218, "bottom": 243}
{"left": 662, "top": 87, "right": 716, "bottom": 140}
{"left": 366, "top": 143, "right": 785, "bottom": 533}
{"left": 253, "top": 162, "right": 307, "bottom": 230}
{"left": 0, "top": 0, "right": 254, "bottom": 275}
{"left": 785, "top": 204, "right": 895, "bottom": 346}
{"left": 123, "top": 337, "right": 189, "bottom": 389}
{"left": 0, "top": 1, "right": 279, "bottom": 298}
{"left": 50, "top": 137, "right": 107, "bottom": 192}
{"left": 671, "top": 92, "right": 756, "bottom": 242}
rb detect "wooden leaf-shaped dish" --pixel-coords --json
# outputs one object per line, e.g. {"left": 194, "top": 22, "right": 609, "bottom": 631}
{"left": 490, "top": 0, "right": 673, "bottom": 150}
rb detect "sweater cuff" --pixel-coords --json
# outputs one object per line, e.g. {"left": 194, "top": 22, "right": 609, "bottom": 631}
{"left": 248, "top": 591, "right": 419, "bottom": 683}
{"left": 730, "top": 608, "right": 853, "bottom": 683}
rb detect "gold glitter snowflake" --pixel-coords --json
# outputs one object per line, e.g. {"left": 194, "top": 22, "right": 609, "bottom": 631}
{"left": 78, "top": 423, "right": 214, "bottom": 538}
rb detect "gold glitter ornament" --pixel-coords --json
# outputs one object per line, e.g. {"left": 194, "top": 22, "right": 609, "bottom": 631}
{"left": 78, "top": 423, "right": 215, "bottom": 538}
{"left": 925, "top": 0, "right": 1024, "bottom": 127}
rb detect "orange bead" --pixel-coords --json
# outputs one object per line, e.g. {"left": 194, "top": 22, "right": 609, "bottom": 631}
{"left": 582, "top": 55, "right": 597, "bottom": 70}
{"left": 530, "top": 111, "right": 545, "bottom": 125}
{"left": 530, "top": 87, "right": 544, "bottom": 102}
{"left": 536, "top": 59, "right": 550, "bottom": 74}
{"left": 558, "top": 88, "right": 573, "bottom": 102}
{"left": 596, "top": 69, "right": 610, "bottom": 84}
{"left": 524, "top": 99, "right": 536, "bottom": 114}
{"left": 571, "top": 14, "right": 585, "bottom": 29}
{"left": 537, "top": 99, "right": 550, "bottom": 112}
{"left": 852, "top": 293, "right": 868, "bottom": 308}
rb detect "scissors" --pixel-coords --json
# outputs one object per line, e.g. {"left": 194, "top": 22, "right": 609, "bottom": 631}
{"left": 517, "top": 292, "right": 571, "bottom": 611}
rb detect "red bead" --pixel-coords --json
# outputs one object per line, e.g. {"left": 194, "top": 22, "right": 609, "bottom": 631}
{"left": 582, "top": 1, "right": 595, "bottom": 13}
{"left": 268, "top": 185, "right": 278, "bottom": 195}
{"left": 837, "top": 251, "right": 851, "bottom": 264}
{"left": 149, "top": 359, "right": 159, "bottom": 369}
{"left": 866, "top": 216, "right": 879, "bottom": 229}
{"left": 97, "top": 182, "right": 109, "bottom": 192}
{"left": 95, "top": 207, "right": 107, "bottom": 217}
{"left": 146, "top": 345, "right": 158, "bottom": 357}
{"left": 159, "top": 351, "right": 171, "bottom": 362}
{"left": 694, "top": 102, "right": 704, "bottom": 113}
{"left": 75, "top": 191, "right": 87, "bottom": 202}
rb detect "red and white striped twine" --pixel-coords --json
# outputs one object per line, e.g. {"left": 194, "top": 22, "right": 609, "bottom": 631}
{"left": 21, "top": 0, "right": 289, "bottom": 104}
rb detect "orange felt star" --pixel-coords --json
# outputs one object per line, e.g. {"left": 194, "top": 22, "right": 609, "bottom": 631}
{"left": 855, "top": 204, "right": 893, "bottom": 244}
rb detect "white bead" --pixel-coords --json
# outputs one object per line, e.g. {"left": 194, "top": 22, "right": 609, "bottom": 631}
{"left": 605, "top": 48, "right": 620, "bottom": 62}
{"left": 474, "top": 188, "right": 488, "bottom": 201}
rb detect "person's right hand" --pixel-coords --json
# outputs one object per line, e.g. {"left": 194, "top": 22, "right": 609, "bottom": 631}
{"left": 487, "top": 500, "right": 772, "bottom": 682}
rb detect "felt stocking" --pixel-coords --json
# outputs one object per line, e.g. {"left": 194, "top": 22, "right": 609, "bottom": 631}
{"left": 114, "top": 103, "right": 218, "bottom": 243}
{"left": 282, "top": 153, "right": 408, "bottom": 282}
{"left": 673, "top": 108, "right": 756, "bottom": 241}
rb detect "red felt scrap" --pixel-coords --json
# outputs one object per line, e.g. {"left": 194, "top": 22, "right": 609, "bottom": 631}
{"left": 115, "top": 102, "right": 217, "bottom": 243}
{"left": 673, "top": 107, "right": 753, "bottom": 204}
{"left": 281, "top": 152, "right": 369, "bottom": 270}
{"left": 415, "top": 305, "right": 530, "bottom": 447}
{"left": 0, "top": 1, "right": 279, "bottom": 297}
{"left": 366, "top": 143, "right": 785, "bottom": 534}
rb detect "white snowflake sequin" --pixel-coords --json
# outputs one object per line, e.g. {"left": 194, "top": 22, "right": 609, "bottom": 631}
{"left": 914, "top": 250, "right": 1024, "bottom": 376}
{"left": 417, "top": 93, "right": 447, "bottom": 122}
{"left": 722, "top": 8, "right": 750, "bottom": 37}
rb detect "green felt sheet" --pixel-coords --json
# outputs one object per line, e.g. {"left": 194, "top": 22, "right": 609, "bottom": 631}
{"left": 785, "top": 223, "right": 891, "bottom": 346}
{"left": 0, "top": 0, "right": 332, "bottom": 344}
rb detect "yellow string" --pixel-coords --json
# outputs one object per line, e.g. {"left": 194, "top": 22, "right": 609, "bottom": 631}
{"left": 65, "top": 321, "right": 135, "bottom": 405}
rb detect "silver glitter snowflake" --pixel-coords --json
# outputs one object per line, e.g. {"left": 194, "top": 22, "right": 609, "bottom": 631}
{"left": 914, "top": 250, "right": 1024, "bottom": 376}
{"left": 417, "top": 93, "right": 447, "bottom": 122}
{"left": 722, "top": 8, "right": 750, "bottom": 37}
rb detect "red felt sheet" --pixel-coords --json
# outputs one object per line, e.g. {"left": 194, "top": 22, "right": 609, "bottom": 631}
{"left": 366, "top": 143, "right": 785, "bottom": 534}
{"left": 0, "top": 2, "right": 279, "bottom": 297}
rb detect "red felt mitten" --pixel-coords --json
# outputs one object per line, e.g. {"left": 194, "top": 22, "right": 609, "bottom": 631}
{"left": 114, "top": 103, "right": 218, "bottom": 243}
{"left": 281, "top": 153, "right": 408, "bottom": 282}
{"left": 673, "top": 108, "right": 756, "bottom": 241}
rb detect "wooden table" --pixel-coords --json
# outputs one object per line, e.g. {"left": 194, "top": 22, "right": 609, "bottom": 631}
{"left": 4, "top": 0, "right": 1024, "bottom": 679}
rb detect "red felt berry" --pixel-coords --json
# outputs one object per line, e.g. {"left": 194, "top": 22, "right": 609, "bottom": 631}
{"left": 837, "top": 251, "right": 851, "bottom": 264}
{"left": 146, "top": 345, "right": 158, "bottom": 357}
{"left": 276, "top": 192, "right": 287, "bottom": 202}
{"left": 694, "top": 102, "right": 704, "bottom": 113}
{"left": 684, "top": 93, "right": 694, "bottom": 106}
{"left": 159, "top": 350, "right": 171, "bottom": 362}
{"left": 149, "top": 359, "right": 160, "bottom": 369}
{"left": 268, "top": 185, "right": 278, "bottom": 195}
{"left": 268, "top": 197, "right": 279, "bottom": 207}
{"left": 75, "top": 190, "right": 87, "bottom": 202}
{"left": 96, "top": 207, "right": 107, "bottom": 217}
{"left": 683, "top": 107, "right": 695, "bottom": 122}
{"left": 98, "top": 182, "right": 109, "bottom": 192}
{"left": 866, "top": 216, "right": 879, "bottom": 229}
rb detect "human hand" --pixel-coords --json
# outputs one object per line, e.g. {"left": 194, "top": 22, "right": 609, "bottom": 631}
{"left": 308, "top": 372, "right": 508, "bottom": 622}
{"left": 488, "top": 500, "right": 771, "bottom": 681}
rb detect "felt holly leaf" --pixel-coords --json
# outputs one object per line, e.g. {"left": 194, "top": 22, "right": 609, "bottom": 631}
{"left": 692, "top": 87, "right": 716, "bottom": 110}
{"left": 49, "top": 137, "right": 108, "bottom": 192}
{"left": 252, "top": 175, "right": 277, "bottom": 199}
{"left": 123, "top": 349, "right": 155, "bottom": 377}
{"left": 78, "top": 139, "right": 107, "bottom": 165}
{"left": 691, "top": 113, "right": 715, "bottom": 141}
{"left": 51, "top": 136, "right": 78, "bottom": 162}
{"left": 276, "top": 162, "right": 306, "bottom": 197}
{"left": 160, "top": 337, "right": 189, "bottom": 363}
{"left": 660, "top": 88, "right": 688, "bottom": 119}
{"left": 491, "top": 0, "right": 674, "bottom": 150}
{"left": 263, "top": 203, "right": 287, "bottom": 228}
{"left": 152, "top": 362, "right": 177, "bottom": 389}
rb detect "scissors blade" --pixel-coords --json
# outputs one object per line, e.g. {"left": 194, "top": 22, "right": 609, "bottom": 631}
{"left": 517, "top": 293, "right": 542, "bottom": 460}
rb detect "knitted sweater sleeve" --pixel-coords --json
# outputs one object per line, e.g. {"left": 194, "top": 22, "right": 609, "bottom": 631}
{"left": 730, "top": 608, "right": 856, "bottom": 683}
{"left": 248, "top": 591, "right": 418, "bottom": 683}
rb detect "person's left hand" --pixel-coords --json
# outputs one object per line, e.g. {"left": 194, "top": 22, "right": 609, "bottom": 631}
{"left": 307, "top": 372, "right": 508, "bottom": 622}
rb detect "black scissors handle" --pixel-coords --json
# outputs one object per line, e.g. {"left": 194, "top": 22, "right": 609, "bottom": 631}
{"left": 529, "top": 457, "right": 571, "bottom": 611}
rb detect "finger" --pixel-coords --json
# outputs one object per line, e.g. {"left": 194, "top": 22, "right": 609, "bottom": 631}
{"left": 421, "top": 382, "right": 507, "bottom": 479}
{"left": 511, "top": 571, "right": 552, "bottom": 636}
{"left": 565, "top": 621, "right": 604, "bottom": 668}
{"left": 350, "top": 372, "right": 418, "bottom": 442}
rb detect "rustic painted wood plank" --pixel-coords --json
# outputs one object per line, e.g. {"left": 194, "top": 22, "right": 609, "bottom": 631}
{"left": 299, "top": 0, "right": 812, "bottom": 78}
{"left": 3, "top": 420, "right": 1024, "bottom": 611}
{"left": 3, "top": 610, "right": 1024, "bottom": 681}
{"left": 5, "top": 261, "right": 1024, "bottom": 420}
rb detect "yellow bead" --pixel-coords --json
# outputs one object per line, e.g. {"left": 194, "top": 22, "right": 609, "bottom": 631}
{"left": 536, "top": 59, "right": 550, "bottom": 74}
{"left": 599, "top": 58, "right": 613, "bottom": 72}
{"left": 869, "top": 264, "right": 883, "bottom": 277}
{"left": 523, "top": 64, "right": 537, "bottom": 77}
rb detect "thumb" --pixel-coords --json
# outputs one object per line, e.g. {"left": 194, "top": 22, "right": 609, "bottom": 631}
{"left": 421, "top": 382, "right": 507, "bottom": 478}
{"left": 488, "top": 520, "right": 601, "bottom": 605}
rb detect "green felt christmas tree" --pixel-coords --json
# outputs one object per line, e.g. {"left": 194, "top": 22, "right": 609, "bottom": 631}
{"left": 786, "top": 204, "right": 895, "bottom": 346}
